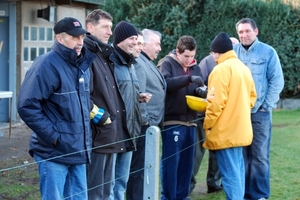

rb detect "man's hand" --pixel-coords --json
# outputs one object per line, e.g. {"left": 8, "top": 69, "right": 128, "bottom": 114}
{"left": 190, "top": 76, "right": 204, "bottom": 86}
{"left": 139, "top": 93, "right": 152, "bottom": 103}
{"left": 195, "top": 86, "right": 208, "bottom": 98}
{"left": 103, "top": 117, "right": 112, "bottom": 125}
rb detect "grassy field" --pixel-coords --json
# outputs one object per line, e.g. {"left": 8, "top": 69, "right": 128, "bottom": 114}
{"left": 0, "top": 109, "right": 299, "bottom": 199}
{"left": 190, "top": 109, "right": 300, "bottom": 199}
{"left": 0, "top": 154, "right": 39, "bottom": 200}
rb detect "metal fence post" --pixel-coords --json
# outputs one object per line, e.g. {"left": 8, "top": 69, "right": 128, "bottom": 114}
{"left": 143, "top": 126, "right": 160, "bottom": 200}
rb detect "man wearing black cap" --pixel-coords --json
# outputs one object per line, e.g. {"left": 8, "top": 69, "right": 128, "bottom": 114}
{"left": 109, "top": 21, "right": 150, "bottom": 200}
{"left": 17, "top": 17, "right": 95, "bottom": 200}
{"left": 203, "top": 32, "right": 257, "bottom": 200}
{"left": 190, "top": 37, "right": 239, "bottom": 195}
{"left": 127, "top": 28, "right": 166, "bottom": 200}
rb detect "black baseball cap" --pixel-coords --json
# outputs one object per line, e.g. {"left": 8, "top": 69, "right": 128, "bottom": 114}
{"left": 53, "top": 17, "right": 88, "bottom": 36}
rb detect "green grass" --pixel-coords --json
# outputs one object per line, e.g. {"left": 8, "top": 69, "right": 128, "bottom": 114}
{"left": 270, "top": 109, "right": 300, "bottom": 199}
{"left": 0, "top": 109, "right": 299, "bottom": 199}
{"left": 0, "top": 155, "right": 40, "bottom": 200}
{"left": 190, "top": 109, "right": 300, "bottom": 199}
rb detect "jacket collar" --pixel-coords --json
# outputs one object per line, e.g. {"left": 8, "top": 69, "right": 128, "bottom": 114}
{"left": 217, "top": 50, "right": 238, "bottom": 64}
{"left": 84, "top": 34, "right": 114, "bottom": 58}
{"left": 52, "top": 40, "right": 95, "bottom": 72}
{"left": 168, "top": 49, "right": 197, "bottom": 68}
{"left": 113, "top": 45, "right": 137, "bottom": 66}
{"left": 52, "top": 40, "right": 80, "bottom": 66}
{"left": 241, "top": 38, "right": 259, "bottom": 52}
{"left": 141, "top": 51, "right": 151, "bottom": 60}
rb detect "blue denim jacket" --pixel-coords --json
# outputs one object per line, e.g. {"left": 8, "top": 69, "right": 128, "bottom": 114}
{"left": 234, "top": 38, "right": 284, "bottom": 113}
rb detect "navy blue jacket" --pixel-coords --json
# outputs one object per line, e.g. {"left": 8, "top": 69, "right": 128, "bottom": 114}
{"left": 17, "top": 40, "right": 95, "bottom": 164}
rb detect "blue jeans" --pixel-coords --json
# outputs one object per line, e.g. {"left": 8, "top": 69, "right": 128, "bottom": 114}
{"left": 161, "top": 125, "right": 196, "bottom": 200}
{"left": 216, "top": 147, "right": 245, "bottom": 200}
{"left": 110, "top": 151, "right": 132, "bottom": 200}
{"left": 244, "top": 110, "right": 271, "bottom": 199}
{"left": 34, "top": 154, "right": 87, "bottom": 200}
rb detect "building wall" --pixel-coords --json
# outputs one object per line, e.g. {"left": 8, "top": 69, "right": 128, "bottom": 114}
{"left": 20, "top": 2, "right": 55, "bottom": 81}
{"left": 19, "top": 2, "right": 88, "bottom": 83}
{"left": 0, "top": 1, "right": 92, "bottom": 123}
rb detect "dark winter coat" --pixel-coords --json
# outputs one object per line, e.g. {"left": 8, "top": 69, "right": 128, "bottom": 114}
{"left": 110, "top": 46, "right": 142, "bottom": 150}
{"left": 17, "top": 40, "right": 95, "bottom": 164}
{"left": 160, "top": 50, "right": 202, "bottom": 122}
{"left": 84, "top": 34, "right": 131, "bottom": 153}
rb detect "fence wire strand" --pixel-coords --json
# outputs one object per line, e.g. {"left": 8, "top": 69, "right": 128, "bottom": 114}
{"left": 0, "top": 117, "right": 206, "bottom": 199}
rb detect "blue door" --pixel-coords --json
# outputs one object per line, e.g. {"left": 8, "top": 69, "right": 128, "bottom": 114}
{"left": 0, "top": 17, "right": 10, "bottom": 122}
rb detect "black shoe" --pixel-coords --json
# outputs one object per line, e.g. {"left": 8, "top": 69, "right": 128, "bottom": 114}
{"left": 207, "top": 186, "right": 223, "bottom": 194}
{"left": 188, "top": 186, "right": 195, "bottom": 195}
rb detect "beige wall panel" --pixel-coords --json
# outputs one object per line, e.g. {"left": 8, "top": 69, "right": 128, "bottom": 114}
{"left": 56, "top": 6, "right": 86, "bottom": 27}
{"left": 20, "top": 2, "right": 87, "bottom": 81}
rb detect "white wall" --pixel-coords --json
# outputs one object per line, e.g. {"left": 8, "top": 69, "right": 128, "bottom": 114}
{"left": 21, "top": 2, "right": 54, "bottom": 79}
{"left": 20, "top": 2, "right": 87, "bottom": 81}
{"left": 56, "top": 6, "right": 87, "bottom": 27}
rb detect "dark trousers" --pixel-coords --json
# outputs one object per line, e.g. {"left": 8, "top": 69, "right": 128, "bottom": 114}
{"left": 190, "top": 119, "right": 222, "bottom": 193}
{"left": 87, "top": 152, "right": 115, "bottom": 200}
{"left": 126, "top": 125, "right": 149, "bottom": 200}
{"left": 161, "top": 125, "right": 196, "bottom": 200}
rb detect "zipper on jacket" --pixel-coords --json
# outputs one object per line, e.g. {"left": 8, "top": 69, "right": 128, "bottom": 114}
{"left": 129, "top": 66, "right": 135, "bottom": 136}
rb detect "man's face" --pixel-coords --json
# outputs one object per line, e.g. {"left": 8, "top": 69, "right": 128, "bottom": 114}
{"left": 210, "top": 52, "right": 220, "bottom": 63}
{"left": 132, "top": 35, "right": 144, "bottom": 58}
{"left": 87, "top": 18, "right": 113, "bottom": 44}
{"left": 236, "top": 23, "right": 258, "bottom": 46}
{"left": 176, "top": 49, "right": 196, "bottom": 67}
{"left": 56, "top": 33, "right": 84, "bottom": 56}
{"left": 143, "top": 33, "right": 161, "bottom": 60}
{"left": 117, "top": 35, "right": 137, "bottom": 55}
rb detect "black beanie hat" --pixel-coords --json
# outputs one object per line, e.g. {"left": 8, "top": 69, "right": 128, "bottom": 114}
{"left": 113, "top": 21, "right": 138, "bottom": 45}
{"left": 210, "top": 32, "right": 233, "bottom": 53}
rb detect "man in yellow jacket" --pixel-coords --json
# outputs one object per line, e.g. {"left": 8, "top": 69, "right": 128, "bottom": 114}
{"left": 203, "top": 32, "right": 257, "bottom": 200}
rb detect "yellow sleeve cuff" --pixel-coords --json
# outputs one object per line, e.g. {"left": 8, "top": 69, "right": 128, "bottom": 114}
{"left": 90, "top": 104, "right": 99, "bottom": 119}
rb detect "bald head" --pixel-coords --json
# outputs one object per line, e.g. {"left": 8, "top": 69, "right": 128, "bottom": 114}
{"left": 230, "top": 37, "right": 239, "bottom": 45}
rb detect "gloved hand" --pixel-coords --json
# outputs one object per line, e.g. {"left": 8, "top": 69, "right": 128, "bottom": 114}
{"left": 90, "top": 104, "right": 111, "bottom": 125}
{"left": 190, "top": 76, "right": 204, "bottom": 86}
{"left": 194, "top": 86, "right": 208, "bottom": 98}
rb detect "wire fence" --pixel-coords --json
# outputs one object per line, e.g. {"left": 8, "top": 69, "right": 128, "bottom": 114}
{"left": 0, "top": 117, "right": 205, "bottom": 199}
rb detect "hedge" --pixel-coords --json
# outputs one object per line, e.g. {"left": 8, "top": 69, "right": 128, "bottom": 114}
{"left": 103, "top": 0, "right": 300, "bottom": 98}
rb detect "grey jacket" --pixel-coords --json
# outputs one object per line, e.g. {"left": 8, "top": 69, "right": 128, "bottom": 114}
{"left": 135, "top": 52, "right": 167, "bottom": 129}
{"left": 198, "top": 54, "right": 216, "bottom": 86}
{"left": 110, "top": 45, "right": 141, "bottom": 150}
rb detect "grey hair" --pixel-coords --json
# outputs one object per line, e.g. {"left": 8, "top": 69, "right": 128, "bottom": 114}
{"left": 141, "top": 29, "right": 162, "bottom": 44}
